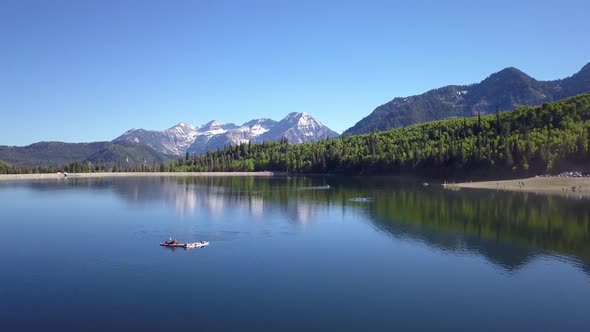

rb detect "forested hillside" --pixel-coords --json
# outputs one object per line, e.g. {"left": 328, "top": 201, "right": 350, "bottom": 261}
{"left": 166, "top": 93, "right": 590, "bottom": 179}
{"left": 0, "top": 141, "right": 172, "bottom": 169}
{"left": 344, "top": 63, "right": 590, "bottom": 135}
{"left": 0, "top": 142, "right": 109, "bottom": 167}
{"left": 0, "top": 160, "right": 27, "bottom": 174}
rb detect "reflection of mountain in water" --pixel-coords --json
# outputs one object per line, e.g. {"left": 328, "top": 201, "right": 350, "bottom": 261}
{"left": 14, "top": 175, "right": 590, "bottom": 274}
{"left": 21, "top": 177, "right": 327, "bottom": 223}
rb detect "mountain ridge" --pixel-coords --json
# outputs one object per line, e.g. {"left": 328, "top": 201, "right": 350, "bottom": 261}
{"left": 344, "top": 62, "right": 590, "bottom": 135}
{"left": 0, "top": 141, "right": 173, "bottom": 168}
{"left": 116, "top": 112, "right": 339, "bottom": 156}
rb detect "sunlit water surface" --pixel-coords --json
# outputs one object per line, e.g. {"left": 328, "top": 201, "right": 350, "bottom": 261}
{"left": 0, "top": 176, "right": 589, "bottom": 331}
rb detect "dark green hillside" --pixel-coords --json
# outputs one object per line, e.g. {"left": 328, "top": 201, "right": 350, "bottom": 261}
{"left": 85, "top": 141, "right": 173, "bottom": 166}
{"left": 168, "top": 93, "right": 590, "bottom": 179}
{"left": 0, "top": 141, "right": 109, "bottom": 167}
{"left": 0, "top": 141, "right": 172, "bottom": 169}
{"left": 0, "top": 160, "right": 27, "bottom": 174}
{"left": 344, "top": 62, "right": 590, "bottom": 136}
{"left": 557, "top": 63, "right": 590, "bottom": 99}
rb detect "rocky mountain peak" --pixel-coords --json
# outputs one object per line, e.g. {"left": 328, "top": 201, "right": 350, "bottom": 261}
{"left": 116, "top": 113, "right": 338, "bottom": 156}
{"left": 284, "top": 111, "right": 307, "bottom": 120}
{"left": 481, "top": 67, "right": 533, "bottom": 85}
{"left": 200, "top": 120, "right": 224, "bottom": 128}
{"left": 176, "top": 122, "right": 194, "bottom": 128}
{"left": 282, "top": 112, "right": 318, "bottom": 127}
{"left": 242, "top": 118, "right": 274, "bottom": 127}
{"left": 579, "top": 62, "right": 590, "bottom": 74}
{"left": 166, "top": 122, "right": 197, "bottom": 133}
{"left": 343, "top": 62, "right": 590, "bottom": 136}
{"left": 255, "top": 112, "right": 339, "bottom": 144}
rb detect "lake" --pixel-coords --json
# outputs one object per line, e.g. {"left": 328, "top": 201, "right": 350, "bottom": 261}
{"left": 1, "top": 176, "right": 589, "bottom": 331}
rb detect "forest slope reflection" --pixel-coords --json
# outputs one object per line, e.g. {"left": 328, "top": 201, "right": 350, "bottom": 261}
{"left": 19, "top": 176, "right": 590, "bottom": 274}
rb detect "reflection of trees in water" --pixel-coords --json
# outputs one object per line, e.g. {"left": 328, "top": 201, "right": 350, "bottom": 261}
{"left": 374, "top": 219, "right": 537, "bottom": 272}
{"left": 16, "top": 176, "right": 590, "bottom": 273}
{"left": 363, "top": 183, "right": 590, "bottom": 273}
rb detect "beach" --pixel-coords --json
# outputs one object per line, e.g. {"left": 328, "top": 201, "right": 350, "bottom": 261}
{"left": 0, "top": 171, "right": 279, "bottom": 181}
{"left": 447, "top": 176, "right": 590, "bottom": 197}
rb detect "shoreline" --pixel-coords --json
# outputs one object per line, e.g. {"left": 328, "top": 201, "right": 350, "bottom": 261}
{"left": 446, "top": 176, "right": 590, "bottom": 197}
{"left": 4, "top": 172, "right": 590, "bottom": 198}
{"left": 0, "top": 171, "right": 280, "bottom": 181}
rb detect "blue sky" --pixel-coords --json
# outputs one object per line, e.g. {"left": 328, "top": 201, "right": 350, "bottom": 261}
{"left": 1, "top": 0, "right": 589, "bottom": 146}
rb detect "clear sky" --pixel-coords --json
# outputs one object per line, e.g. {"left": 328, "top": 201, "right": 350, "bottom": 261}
{"left": 1, "top": 0, "right": 589, "bottom": 146}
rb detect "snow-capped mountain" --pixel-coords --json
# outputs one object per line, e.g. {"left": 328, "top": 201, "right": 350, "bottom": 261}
{"left": 163, "top": 122, "right": 199, "bottom": 154}
{"left": 114, "top": 113, "right": 339, "bottom": 156}
{"left": 187, "top": 118, "right": 277, "bottom": 155}
{"left": 198, "top": 120, "right": 238, "bottom": 136}
{"left": 185, "top": 120, "right": 240, "bottom": 155}
{"left": 254, "top": 112, "right": 339, "bottom": 144}
{"left": 115, "top": 122, "right": 199, "bottom": 155}
{"left": 235, "top": 118, "right": 277, "bottom": 141}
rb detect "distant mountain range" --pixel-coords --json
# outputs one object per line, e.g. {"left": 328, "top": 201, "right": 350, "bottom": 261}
{"left": 344, "top": 62, "right": 590, "bottom": 135}
{"left": 4, "top": 62, "right": 590, "bottom": 169}
{"left": 0, "top": 141, "right": 173, "bottom": 168}
{"left": 0, "top": 112, "right": 338, "bottom": 168}
{"left": 115, "top": 112, "right": 339, "bottom": 155}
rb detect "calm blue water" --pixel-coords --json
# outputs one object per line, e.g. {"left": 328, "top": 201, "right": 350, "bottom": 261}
{"left": 0, "top": 176, "right": 589, "bottom": 331}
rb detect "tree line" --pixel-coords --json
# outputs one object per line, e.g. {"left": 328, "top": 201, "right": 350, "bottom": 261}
{"left": 0, "top": 160, "right": 160, "bottom": 174}
{"left": 2, "top": 93, "right": 590, "bottom": 179}
{"left": 167, "top": 93, "right": 590, "bottom": 179}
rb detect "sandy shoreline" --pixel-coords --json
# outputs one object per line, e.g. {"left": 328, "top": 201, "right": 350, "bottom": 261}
{"left": 447, "top": 176, "right": 590, "bottom": 197}
{"left": 0, "top": 171, "right": 280, "bottom": 181}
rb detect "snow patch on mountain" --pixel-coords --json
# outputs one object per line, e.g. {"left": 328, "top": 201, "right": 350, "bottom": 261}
{"left": 255, "top": 112, "right": 339, "bottom": 144}
{"left": 115, "top": 113, "right": 338, "bottom": 156}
